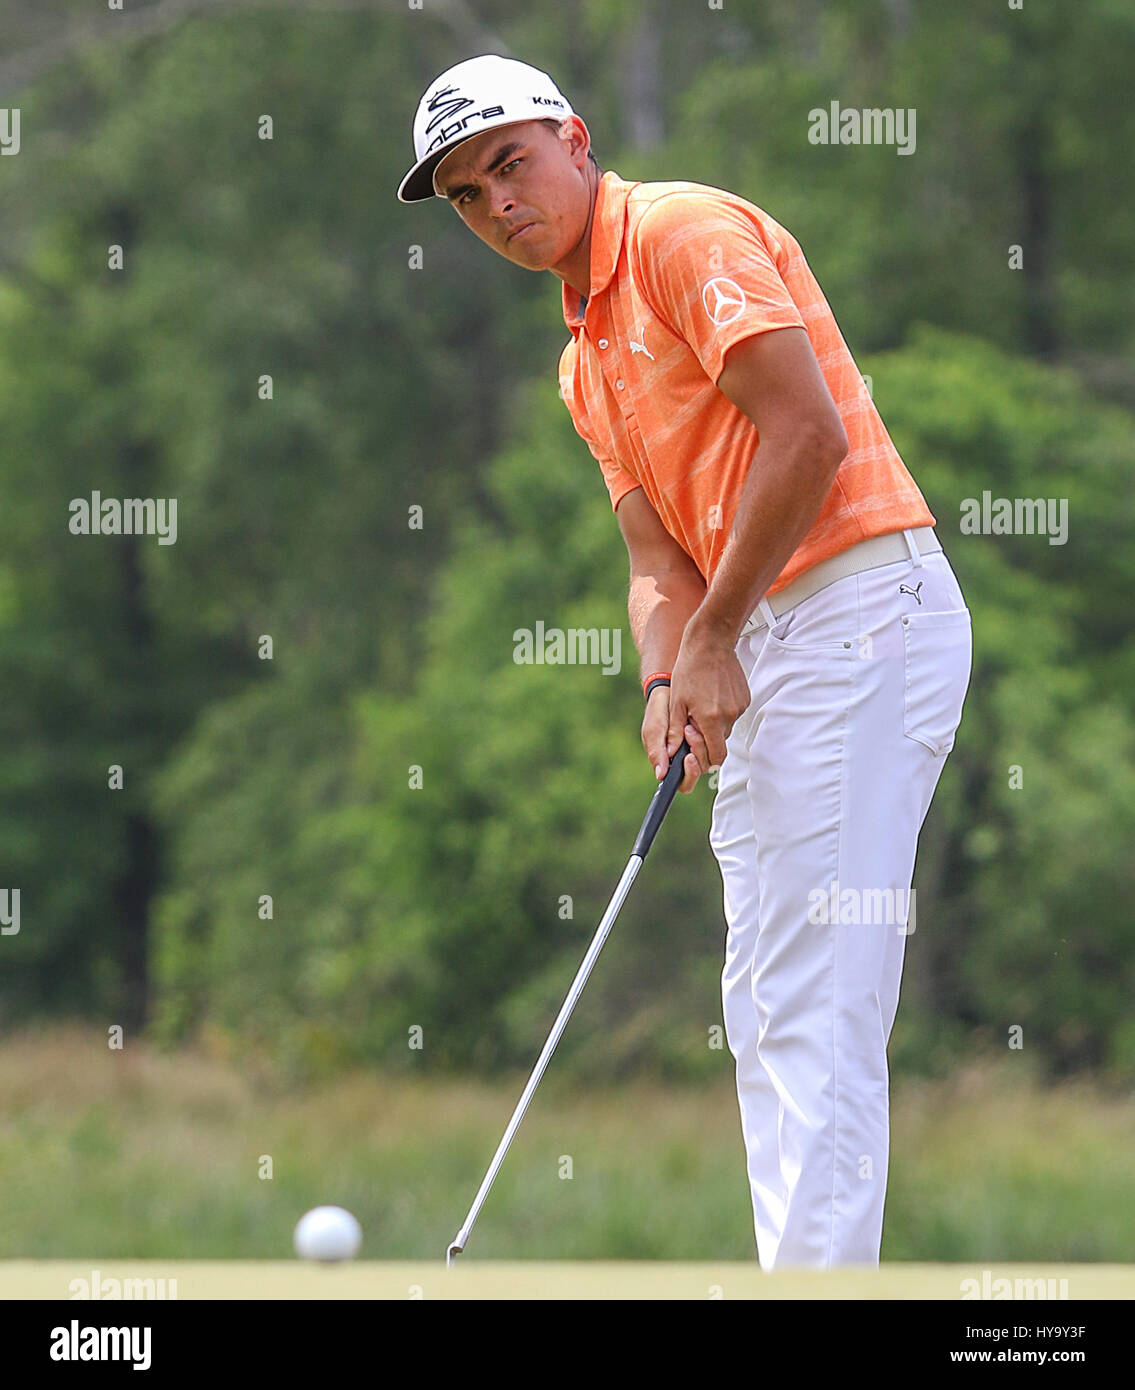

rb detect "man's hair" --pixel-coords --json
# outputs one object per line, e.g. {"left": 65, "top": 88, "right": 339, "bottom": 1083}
{"left": 541, "top": 118, "right": 601, "bottom": 171}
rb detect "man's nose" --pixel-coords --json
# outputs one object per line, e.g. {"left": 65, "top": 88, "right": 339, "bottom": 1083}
{"left": 489, "top": 186, "right": 516, "bottom": 218}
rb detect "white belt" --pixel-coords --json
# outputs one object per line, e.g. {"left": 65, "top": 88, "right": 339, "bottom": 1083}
{"left": 740, "top": 526, "right": 942, "bottom": 636}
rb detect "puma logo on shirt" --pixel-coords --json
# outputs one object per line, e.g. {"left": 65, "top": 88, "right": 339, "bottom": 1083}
{"left": 629, "top": 328, "right": 655, "bottom": 360}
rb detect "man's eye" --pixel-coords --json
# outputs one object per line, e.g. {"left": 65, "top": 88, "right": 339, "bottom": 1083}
{"left": 502, "top": 158, "right": 522, "bottom": 174}
{"left": 459, "top": 189, "right": 476, "bottom": 206}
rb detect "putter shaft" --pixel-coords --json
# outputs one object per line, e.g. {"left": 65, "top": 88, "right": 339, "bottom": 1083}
{"left": 445, "top": 739, "right": 691, "bottom": 1264}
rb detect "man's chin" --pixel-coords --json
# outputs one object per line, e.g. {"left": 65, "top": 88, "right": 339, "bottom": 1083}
{"left": 507, "top": 243, "right": 554, "bottom": 271}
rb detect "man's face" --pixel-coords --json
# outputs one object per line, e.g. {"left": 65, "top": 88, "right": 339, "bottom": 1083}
{"left": 434, "top": 118, "right": 593, "bottom": 271}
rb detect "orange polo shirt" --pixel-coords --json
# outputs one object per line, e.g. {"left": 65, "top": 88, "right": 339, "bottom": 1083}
{"left": 558, "top": 172, "right": 934, "bottom": 593}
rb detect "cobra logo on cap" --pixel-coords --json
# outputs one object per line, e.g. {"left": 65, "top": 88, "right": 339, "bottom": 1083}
{"left": 422, "top": 89, "right": 507, "bottom": 155}
{"left": 424, "top": 86, "right": 474, "bottom": 135}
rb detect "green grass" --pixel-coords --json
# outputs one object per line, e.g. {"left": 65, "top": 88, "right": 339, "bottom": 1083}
{"left": 7, "top": 1261, "right": 1134, "bottom": 1300}
{"left": 0, "top": 1027, "right": 1131, "bottom": 1261}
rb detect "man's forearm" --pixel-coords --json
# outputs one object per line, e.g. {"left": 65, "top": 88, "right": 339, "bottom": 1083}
{"left": 692, "top": 436, "right": 844, "bottom": 646}
{"left": 629, "top": 570, "right": 707, "bottom": 681}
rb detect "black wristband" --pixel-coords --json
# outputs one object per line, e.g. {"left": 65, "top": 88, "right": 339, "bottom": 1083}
{"left": 644, "top": 676, "right": 671, "bottom": 702}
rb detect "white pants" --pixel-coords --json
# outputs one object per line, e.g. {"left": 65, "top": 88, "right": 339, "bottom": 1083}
{"left": 709, "top": 535, "right": 972, "bottom": 1269}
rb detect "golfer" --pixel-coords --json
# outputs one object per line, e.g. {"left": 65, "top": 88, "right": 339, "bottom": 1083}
{"left": 398, "top": 55, "right": 972, "bottom": 1269}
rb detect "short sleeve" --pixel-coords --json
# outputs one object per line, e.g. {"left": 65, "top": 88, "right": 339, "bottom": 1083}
{"left": 629, "top": 191, "right": 806, "bottom": 385}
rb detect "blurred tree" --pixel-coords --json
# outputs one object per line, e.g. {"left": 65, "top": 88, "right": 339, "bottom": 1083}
{"left": 154, "top": 332, "right": 1135, "bottom": 1085}
{"left": 0, "top": 1, "right": 1131, "bottom": 1086}
{"left": 0, "top": 9, "right": 561, "bottom": 1021}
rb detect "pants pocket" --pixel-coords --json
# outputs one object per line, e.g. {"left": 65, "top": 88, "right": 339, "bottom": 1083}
{"left": 902, "top": 608, "right": 973, "bottom": 756}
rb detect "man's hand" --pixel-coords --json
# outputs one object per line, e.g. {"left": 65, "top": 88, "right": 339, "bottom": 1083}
{"left": 650, "top": 620, "right": 751, "bottom": 793}
{"left": 642, "top": 684, "right": 702, "bottom": 794}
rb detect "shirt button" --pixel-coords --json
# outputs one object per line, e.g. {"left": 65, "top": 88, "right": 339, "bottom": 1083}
{"left": 598, "top": 338, "right": 609, "bottom": 349}
{"left": 616, "top": 378, "right": 625, "bottom": 390}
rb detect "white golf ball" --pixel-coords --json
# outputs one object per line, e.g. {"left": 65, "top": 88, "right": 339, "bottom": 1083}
{"left": 293, "top": 1206, "right": 363, "bottom": 1262}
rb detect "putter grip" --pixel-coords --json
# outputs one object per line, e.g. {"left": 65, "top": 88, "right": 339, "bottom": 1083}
{"left": 631, "top": 738, "right": 691, "bottom": 860}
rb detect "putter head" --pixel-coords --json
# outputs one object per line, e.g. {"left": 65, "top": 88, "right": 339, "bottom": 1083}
{"left": 445, "top": 1240, "right": 463, "bottom": 1269}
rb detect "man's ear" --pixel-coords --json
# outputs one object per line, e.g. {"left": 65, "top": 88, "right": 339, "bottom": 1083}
{"left": 566, "top": 115, "right": 591, "bottom": 168}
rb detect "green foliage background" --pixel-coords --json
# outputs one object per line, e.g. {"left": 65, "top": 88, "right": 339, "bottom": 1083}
{"left": 1, "top": 0, "right": 1132, "bottom": 1091}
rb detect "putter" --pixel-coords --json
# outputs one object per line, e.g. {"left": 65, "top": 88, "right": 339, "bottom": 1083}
{"left": 446, "top": 737, "right": 693, "bottom": 1267}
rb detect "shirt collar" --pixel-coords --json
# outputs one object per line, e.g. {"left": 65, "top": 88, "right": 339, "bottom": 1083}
{"left": 562, "top": 170, "right": 636, "bottom": 330}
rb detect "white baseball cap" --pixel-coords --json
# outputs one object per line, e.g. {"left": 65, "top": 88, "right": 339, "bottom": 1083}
{"left": 397, "top": 55, "right": 575, "bottom": 203}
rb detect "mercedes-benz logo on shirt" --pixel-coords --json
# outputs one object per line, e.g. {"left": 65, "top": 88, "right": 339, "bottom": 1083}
{"left": 702, "top": 277, "right": 746, "bottom": 326}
